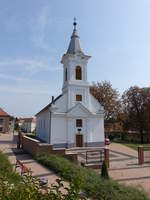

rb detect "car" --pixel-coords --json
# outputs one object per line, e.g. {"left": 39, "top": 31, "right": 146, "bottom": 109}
{"left": 105, "top": 138, "right": 110, "bottom": 145}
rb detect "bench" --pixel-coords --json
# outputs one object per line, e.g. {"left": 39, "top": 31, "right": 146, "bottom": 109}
{"left": 15, "top": 159, "right": 32, "bottom": 175}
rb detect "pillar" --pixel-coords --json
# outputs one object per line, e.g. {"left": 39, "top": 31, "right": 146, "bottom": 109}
{"left": 138, "top": 145, "right": 144, "bottom": 165}
{"left": 104, "top": 147, "right": 110, "bottom": 168}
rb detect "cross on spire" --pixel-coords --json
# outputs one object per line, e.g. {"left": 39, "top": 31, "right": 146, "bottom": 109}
{"left": 73, "top": 17, "right": 77, "bottom": 29}
{"left": 66, "top": 18, "right": 84, "bottom": 54}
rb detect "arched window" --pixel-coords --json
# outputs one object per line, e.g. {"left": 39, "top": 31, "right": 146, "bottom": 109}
{"left": 65, "top": 68, "right": 67, "bottom": 81}
{"left": 76, "top": 66, "right": 82, "bottom": 80}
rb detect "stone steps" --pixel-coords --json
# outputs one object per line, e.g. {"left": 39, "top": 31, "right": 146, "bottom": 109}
{"left": 66, "top": 146, "right": 105, "bottom": 154}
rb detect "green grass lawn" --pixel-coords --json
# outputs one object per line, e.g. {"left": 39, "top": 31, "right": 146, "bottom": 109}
{"left": 123, "top": 143, "right": 150, "bottom": 151}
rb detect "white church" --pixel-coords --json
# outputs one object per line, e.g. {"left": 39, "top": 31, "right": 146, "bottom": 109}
{"left": 36, "top": 20, "right": 104, "bottom": 148}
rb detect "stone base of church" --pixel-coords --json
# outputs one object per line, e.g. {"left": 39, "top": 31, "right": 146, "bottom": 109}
{"left": 52, "top": 142, "right": 105, "bottom": 149}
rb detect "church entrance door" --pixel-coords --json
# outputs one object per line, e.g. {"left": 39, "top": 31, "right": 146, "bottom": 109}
{"left": 76, "top": 134, "right": 83, "bottom": 147}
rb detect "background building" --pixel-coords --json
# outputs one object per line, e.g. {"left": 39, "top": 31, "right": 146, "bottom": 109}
{"left": 20, "top": 117, "right": 36, "bottom": 133}
{"left": 0, "top": 108, "right": 10, "bottom": 133}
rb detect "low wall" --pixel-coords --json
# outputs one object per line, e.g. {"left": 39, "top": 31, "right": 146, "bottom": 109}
{"left": 52, "top": 148, "right": 66, "bottom": 155}
{"left": 21, "top": 135, "right": 52, "bottom": 157}
{"left": 19, "top": 133, "right": 82, "bottom": 164}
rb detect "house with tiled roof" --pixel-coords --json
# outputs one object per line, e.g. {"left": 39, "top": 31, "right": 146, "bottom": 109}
{"left": 20, "top": 117, "right": 36, "bottom": 133}
{"left": 0, "top": 108, "right": 10, "bottom": 133}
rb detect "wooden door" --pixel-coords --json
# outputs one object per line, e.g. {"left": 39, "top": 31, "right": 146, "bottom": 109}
{"left": 76, "top": 134, "right": 83, "bottom": 147}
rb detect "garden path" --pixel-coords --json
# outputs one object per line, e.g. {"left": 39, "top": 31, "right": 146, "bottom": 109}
{"left": 0, "top": 132, "right": 63, "bottom": 187}
{"left": 109, "top": 143, "right": 150, "bottom": 193}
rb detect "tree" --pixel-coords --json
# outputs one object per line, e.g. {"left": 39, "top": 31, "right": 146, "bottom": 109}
{"left": 122, "top": 86, "right": 150, "bottom": 143}
{"left": 14, "top": 117, "right": 19, "bottom": 131}
{"left": 90, "top": 81, "right": 121, "bottom": 122}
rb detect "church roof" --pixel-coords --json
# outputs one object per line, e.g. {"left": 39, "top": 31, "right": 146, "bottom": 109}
{"left": 35, "top": 94, "right": 62, "bottom": 116}
{"left": 67, "top": 19, "right": 84, "bottom": 55}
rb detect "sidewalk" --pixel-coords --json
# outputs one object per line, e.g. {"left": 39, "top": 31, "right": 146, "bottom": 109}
{"left": 0, "top": 132, "right": 61, "bottom": 186}
{"left": 109, "top": 143, "right": 150, "bottom": 193}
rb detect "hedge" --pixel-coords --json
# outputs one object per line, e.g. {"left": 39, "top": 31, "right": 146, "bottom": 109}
{"left": 36, "top": 153, "right": 150, "bottom": 200}
{"left": 0, "top": 151, "right": 20, "bottom": 184}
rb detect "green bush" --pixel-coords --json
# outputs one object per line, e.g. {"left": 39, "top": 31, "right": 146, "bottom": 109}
{"left": 36, "top": 153, "right": 150, "bottom": 200}
{"left": 0, "top": 151, "right": 20, "bottom": 184}
{"left": 0, "top": 151, "right": 85, "bottom": 200}
{"left": 106, "top": 131, "right": 150, "bottom": 144}
{"left": 0, "top": 173, "right": 86, "bottom": 200}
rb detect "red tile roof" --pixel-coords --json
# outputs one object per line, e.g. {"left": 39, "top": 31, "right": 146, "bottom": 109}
{"left": 0, "top": 108, "right": 9, "bottom": 117}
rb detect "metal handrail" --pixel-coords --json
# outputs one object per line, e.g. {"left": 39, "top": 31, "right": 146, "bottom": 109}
{"left": 85, "top": 149, "right": 104, "bottom": 164}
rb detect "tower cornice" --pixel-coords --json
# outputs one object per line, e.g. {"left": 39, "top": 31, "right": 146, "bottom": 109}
{"left": 61, "top": 53, "right": 91, "bottom": 64}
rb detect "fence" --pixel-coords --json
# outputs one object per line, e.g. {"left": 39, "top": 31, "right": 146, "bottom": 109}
{"left": 138, "top": 146, "right": 150, "bottom": 164}
{"left": 79, "top": 147, "right": 109, "bottom": 168}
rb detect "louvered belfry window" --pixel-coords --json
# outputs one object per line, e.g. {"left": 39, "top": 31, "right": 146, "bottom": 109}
{"left": 76, "top": 66, "right": 82, "bottom": 80}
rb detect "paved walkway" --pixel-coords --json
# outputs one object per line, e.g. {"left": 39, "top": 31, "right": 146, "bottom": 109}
{"left": 109, "top": 143, "right": 150, "bottom": 193}
{"left": 0, "top": 132, "right": 61, "bottom": 186}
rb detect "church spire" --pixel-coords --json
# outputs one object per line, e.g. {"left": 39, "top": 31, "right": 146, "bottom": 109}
{"left": 67, "top": 18, "right": 84, "bottom": 55}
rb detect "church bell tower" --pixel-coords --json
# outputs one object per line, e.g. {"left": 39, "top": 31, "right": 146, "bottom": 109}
{"left": 61, "top": 19, "right": 91, "bottom": 110}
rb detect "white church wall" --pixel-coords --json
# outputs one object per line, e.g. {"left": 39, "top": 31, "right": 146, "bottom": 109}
{"left": 73, "top": 87, "right": 88, "bottom": 105}
{"left": 67, "top": 118, "right": 75, "bottom": 146}
{"left": 51, "top": 115, "right": 67, "bottom": 147}
{"left": 66, "top": 85, "right": 89, "bottom": 110}
{"left": 87, "top": 117, "right": 104, "bottom": 145}
{"left": 36, "top": 109, "right": 49, "bottom": 142}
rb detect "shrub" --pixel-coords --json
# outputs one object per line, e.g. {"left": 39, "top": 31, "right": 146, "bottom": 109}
{"left": 0, "top": 173, "right": 86, "bottom": 200}
{"left": 0, "top": 151, "right": 85, "bottom": 200}
{"left": 0, "top": 151, "right": 20, "bottom": 184}
{"left": 36, "top": 153, "right": 150, "bottom": 200}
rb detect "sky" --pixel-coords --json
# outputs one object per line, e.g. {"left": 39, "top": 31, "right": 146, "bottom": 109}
{"left": 0, "top": 0, "right": 150, "bottom": 117}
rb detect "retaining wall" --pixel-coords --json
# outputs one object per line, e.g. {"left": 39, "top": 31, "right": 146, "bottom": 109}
{"left": 21, "top": 135, "right": 52, "bottom": 157}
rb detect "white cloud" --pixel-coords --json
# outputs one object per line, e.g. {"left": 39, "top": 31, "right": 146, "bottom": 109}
{"left": 0, "top": 84, "right": 57, "bottom": 96}
{"left": 0, "top": 73, "right": 49, "bottom": 84}
{"left": 0, "top": 57, "right": 61, "bottom": 74}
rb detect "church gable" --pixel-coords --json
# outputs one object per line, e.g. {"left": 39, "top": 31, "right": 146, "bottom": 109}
{"left": 67, "top": 103, "right": 92, "bottom": 117}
